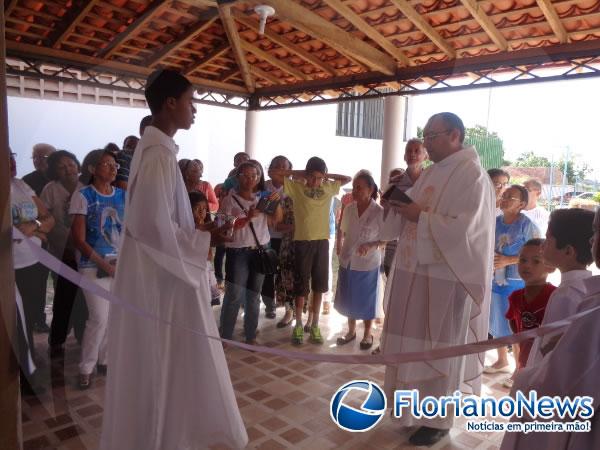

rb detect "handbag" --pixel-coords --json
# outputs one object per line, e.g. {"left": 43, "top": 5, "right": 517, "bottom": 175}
{"left": 232, "top": 195, "right": 279, "bottom": 275}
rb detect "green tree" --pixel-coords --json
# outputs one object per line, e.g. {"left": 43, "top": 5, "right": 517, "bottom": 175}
{"left": 513, "top": 151, "right": 590, "bottom": 184}
{"left": 417, "top": 124, "right": 505, "bottom": 169}
{"left": 514, "top": 151, "right": 551, "bottom": 167}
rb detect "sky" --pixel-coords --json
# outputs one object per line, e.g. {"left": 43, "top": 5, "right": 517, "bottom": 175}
{"left": 8, "top": 76, "right": 600, "bottom": 186}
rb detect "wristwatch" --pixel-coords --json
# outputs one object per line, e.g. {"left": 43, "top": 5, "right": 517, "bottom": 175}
{"left": 34, "top": 219, "right": 42, "bottom": 231}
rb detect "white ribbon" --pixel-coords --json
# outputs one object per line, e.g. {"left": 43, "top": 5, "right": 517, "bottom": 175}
{"left": 11, "top": 228, "right": 600, "bottom": 365}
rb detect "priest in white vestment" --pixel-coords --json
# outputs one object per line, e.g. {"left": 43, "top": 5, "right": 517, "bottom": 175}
{"left": 380, "top": 112, "right": 495, "bottom": 446}
{"left": 100, "top": 70, "right": 247, "bottom": 450}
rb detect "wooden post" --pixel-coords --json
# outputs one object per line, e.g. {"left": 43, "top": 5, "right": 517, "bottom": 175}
{"left": 0, "top": 0, "right": 21, "bottom": 448}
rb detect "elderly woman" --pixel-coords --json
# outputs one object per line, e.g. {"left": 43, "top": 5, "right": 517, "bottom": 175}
{"left": 10, "top": 150, "right": 55, "bottom": 353}
{"left": 178, "top": 158, "right": 219, "bottom": 212}
{"left": 334, "top": 173, "right": 384, "bottom": 350}
{"left": 218, "top": 161, "right": 282, "bottom": 344}
{"left": 70, "top": 150, "right": 125, "bottom": 389}
{"left": 485, "top": 184, "right": 539, "bottom": 374}
{"left": 41, "top": 150, "right": 87, "bottom": 355}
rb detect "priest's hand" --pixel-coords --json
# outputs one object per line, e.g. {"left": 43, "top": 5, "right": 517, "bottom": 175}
{"left": 395, "top": 201, "right": 422, "bottom": 222}
{"left": 357, "top": 241, "right": 379, "bottom": 256}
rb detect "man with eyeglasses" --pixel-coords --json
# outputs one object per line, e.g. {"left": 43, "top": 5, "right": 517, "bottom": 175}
{"left": 23, "top": 143, "right": 56, "bottom": 196}
{"left": 380, "top": 112, "right": 495, "bottom": 446}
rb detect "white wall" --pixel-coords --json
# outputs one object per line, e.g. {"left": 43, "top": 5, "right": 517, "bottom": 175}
{"left": 8, "top": 97, "right": 384, "bottom": 189}
{"left": 252, "top": 104, "right": 383, "bottom": 187}
{"left": 7, "top": 97, "right": 246, "bottom": 185}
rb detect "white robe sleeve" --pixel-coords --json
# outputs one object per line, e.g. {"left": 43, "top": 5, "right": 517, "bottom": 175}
{"left": 125, "top": 146, "right": 209, "bottom": 288}
{"left": 380, "top": 207, "right": 405, "bottom": 241}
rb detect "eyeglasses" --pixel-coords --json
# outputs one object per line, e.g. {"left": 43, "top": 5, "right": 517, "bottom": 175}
{"left": 501, "top": 196, "right": 522, "bottom": 202}
{"left": 423, "top": 130, "right": 451, "bottom": 140}
{"left": 494, "top": 182, "right": 509, "bottom": 189}
{"left": 10, "top": 152, "right": 17, "bottom": 157}
{"left": 97, "top": 162, "right": 120, "bottom": 170}
{"left": 32, "top": 155, "right": 49, "bottom": 160}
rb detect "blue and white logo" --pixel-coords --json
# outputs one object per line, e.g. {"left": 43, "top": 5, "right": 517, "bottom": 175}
{"left": 330, "top": 380, "right": 387, "bottom": 432}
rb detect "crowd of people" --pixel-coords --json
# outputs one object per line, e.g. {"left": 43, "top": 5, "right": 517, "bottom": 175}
{"left": 9, "top": 68, "right": 600, "bottom": 449}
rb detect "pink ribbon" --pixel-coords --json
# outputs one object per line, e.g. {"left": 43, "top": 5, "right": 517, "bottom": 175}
{"left": 13, "top": 229, "right": 599, "bottom": 365}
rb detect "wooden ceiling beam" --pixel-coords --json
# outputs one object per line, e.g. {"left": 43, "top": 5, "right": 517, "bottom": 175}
{"left": 6, "top": 40, "right": 249, "bottom": 95}
{"left": 96, "top": 0, "right": 171, "bottom": 59}
{"left": 145, "top": 11, "right": 220, "bottom": 68}
{"left": 536, "top": 0, "right": 570, "bottom": 44}
{"left": 252, "top": 0, "right": 396, "bottom": 75}
{"left": 183, "top": 42, "right": 230, "bottom": 75}
{"left": 250, "top": 66, "right": 283, "bottom": 85}
{"left": 240, "top": 40, "right": 309, "bottom": 81}
{"left": 48, "top": 0, "right": 97, "bottom": 49}
{"left": 232, "top": 12, "right": 337, "bottom": 76}
{"left": 218, "top": 5, "right": 255, "bottom": 92}
{"left": 388, "top": 0, "right": 456, "bottom": 59}
{"left": 322, "top": 0, "right": 412, "bottom": 66}
{"left": 460, "top": 0, "right": 508, "bottom": 51}
{"left": 4, "top": 0, "right": 19, "bottom": 17}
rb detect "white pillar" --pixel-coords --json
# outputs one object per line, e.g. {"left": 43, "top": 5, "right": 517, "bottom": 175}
{"left": 380, "top": 95, "right": 408, "bottom": 189}
{"left": 244, "top": 109, "right": 260, "bottom": 160}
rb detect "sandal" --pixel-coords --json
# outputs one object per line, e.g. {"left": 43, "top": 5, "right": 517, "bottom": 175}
{"left": 78, "top": 373, "right": 91, "bottom": 390}
{"left": 277, "top": 314, "right": 294, "bottom": 328}
{"left": 371, "top": 346, "right": 381, "bottom": 355}
{"left": 360, "top": 336, "right": 374, "bottom": 350}
{"left": 336, "top": 334, "right": 356, "bottom": 346}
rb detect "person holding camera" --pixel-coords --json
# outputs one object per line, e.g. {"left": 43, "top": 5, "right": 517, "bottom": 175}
{"left": 218, "top": 161, "right": 282, "bottom": 345}
{"left": 70, "top": 149, "right": 125, "bottom": 389}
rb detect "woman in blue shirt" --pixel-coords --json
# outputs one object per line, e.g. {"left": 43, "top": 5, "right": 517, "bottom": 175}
{"left": 485, "top": 184, "right": 539, "bottom": 374}
{"left": 70, "top": 149, "right": 125, "bottom": 389}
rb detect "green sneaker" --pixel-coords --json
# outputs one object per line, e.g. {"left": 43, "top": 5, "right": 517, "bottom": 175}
{"left": 309, "top": 325, "right": 324, "bottom": 344}
{"left": 292, "top": 325, "right": 304, "bottom": 345}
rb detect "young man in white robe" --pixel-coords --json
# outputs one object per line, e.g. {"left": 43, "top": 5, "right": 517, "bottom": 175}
{"left": 379, "top": 112, "right": 495, "bottom": 446}
{"left": 501, "top": 207, "right": 600, "bottom": 450}
{"left": 526, "top": 208, "right": 594, "bottom": 367}
{"left": 99, "top": 70, "right": 248, "bottom": 450}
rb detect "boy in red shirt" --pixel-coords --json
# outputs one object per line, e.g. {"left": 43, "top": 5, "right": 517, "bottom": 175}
{"left": 504, "top": 238, "right": 556, "bottom": 388}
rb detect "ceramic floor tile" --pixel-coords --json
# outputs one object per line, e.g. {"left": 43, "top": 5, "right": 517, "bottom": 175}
{"left": 21, "top": 304, "right": 510, "bottom": 449}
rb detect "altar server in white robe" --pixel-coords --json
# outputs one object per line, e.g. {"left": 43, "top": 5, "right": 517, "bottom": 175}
{"left": 501, "top": 206, "right": 600, "bottom": 450}
{"left": 100, "top": 70, "right": 248, "bottom": 450}
{"left": 380, "top": 112, "right": 495, "bottom": 447}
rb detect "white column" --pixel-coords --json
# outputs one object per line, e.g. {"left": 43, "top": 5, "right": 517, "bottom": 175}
{"left": 244, "top": 109, "right": 260, "bottom": 160}
{"left": 380, "top": 95, "right": 408, "bottom": 189}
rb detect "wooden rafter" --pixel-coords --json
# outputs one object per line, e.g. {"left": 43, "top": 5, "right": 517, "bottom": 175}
{"left": 218, "top": 5, "right": 254, "bottom": 92}
{"left": 4, "top": 0, "right": 18, "bottom": 17}
{"left": 179, "top": 0, "right": 219, "bottom": 7}
{"left": 48, "top": 0, "right": 98, "bottom": 49}
{"left": 6, "top": 40, "right": 248, "bottom": 95}
{"left": 96, "top": 0, "right": 171, "bottom": 59}
{"left": 322, "top": 0, "right": 412, "bottom": 66}
{"left": 183, "top": 42, "right": 230, "bottom": 75}
{"left": 536, "top": 0, "right": 570, "bottom": 44}
{"left": 250, "top": 66, "right": 282, "bottom": 85}
{"left": 460, "top": 0, "right": 508, "bottom": 51}
{"left": 389, "top": 0, "right": 456, "bottom": 59}
{"left": 240, "top": 40, "right": 309, "bottom": 81}
{"left": 146, "top": 11, "right": 220, "bottom": 68}
{"left": 254, "top": 0, "right": 396, "bottom": 75}
{"left": 232, "top": 12, "right": 337, "bottom": 76}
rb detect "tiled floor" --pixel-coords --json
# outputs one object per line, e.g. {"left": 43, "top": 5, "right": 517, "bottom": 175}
{"left": 22, "top": 304, "right": 513, "bottom": 450}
